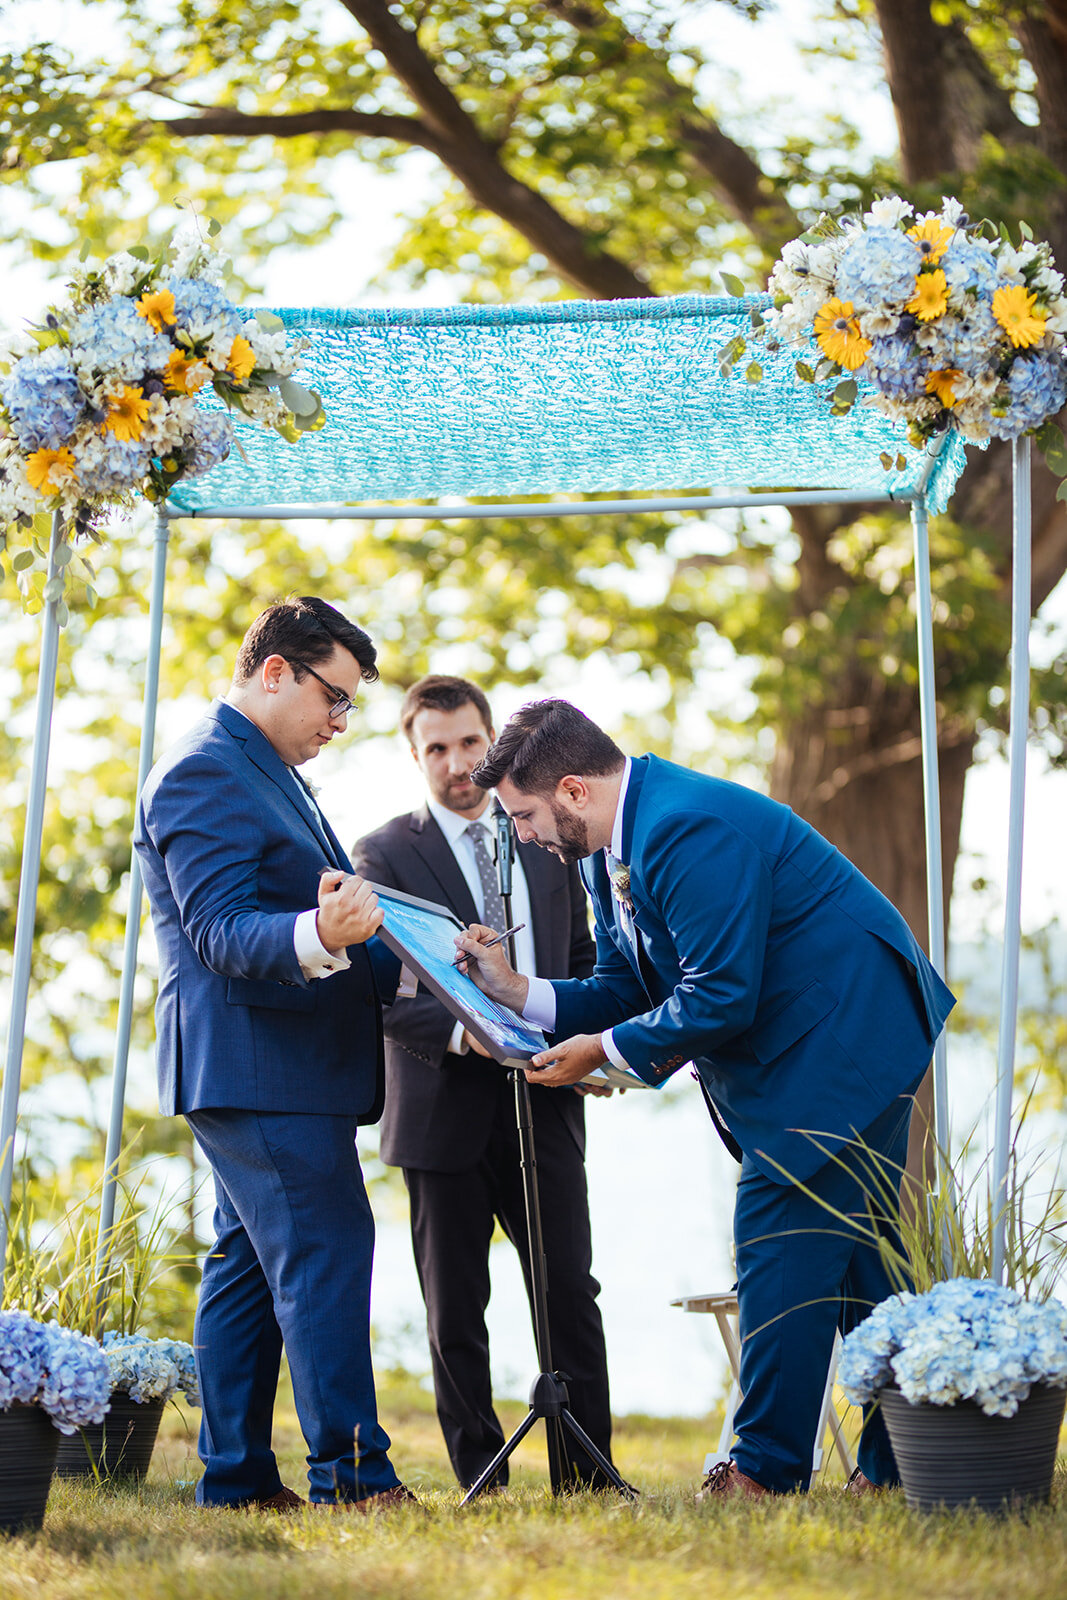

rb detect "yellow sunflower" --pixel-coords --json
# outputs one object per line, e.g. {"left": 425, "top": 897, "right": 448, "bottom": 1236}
{"left": 813, "top": 298, "right": 872, "bottom": 370}
{"left": 992, "top": 284, "right": 1047, "bottom": 348}
{"left": 906, "top": 269, "right": 948, "bottom": 322}
{"left": 164, "top": 350, "right": 210, "bottom": 395}
{"left": 925, "top": 368, "right": 962, "bottom": 408}
{"left": 226, "top": 335, "right": 256, "bottom": 384}
{"left": 906, "top": 217, "right": 954, "bottom": 265}
{"left": 26, "top": 446, "right": 76, "bottom": 494}
{"left": 102, "top": 386, "right": 151, "bottom": 442}
{"left": 135, "top": 288, "right": 177, "bottom": 331}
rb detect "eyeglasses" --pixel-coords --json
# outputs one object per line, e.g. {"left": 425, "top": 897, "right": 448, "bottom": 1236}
{"left": 286, "top": 659, "right": 356, "bottom": 720}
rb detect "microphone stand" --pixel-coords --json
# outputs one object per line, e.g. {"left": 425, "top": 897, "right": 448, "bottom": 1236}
{"left": 461, "top": 807, "right": 636, "bottom": 1505}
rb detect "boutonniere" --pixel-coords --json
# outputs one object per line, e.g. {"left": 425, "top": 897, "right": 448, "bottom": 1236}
{"left": 609, "top": 863, "right": 633, "bottom": 911}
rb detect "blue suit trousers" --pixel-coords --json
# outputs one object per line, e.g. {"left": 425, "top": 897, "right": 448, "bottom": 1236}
{"left": 187, "top": 1109, "right": 398, "bottom": 1504}
{"left": 731, "top": 1084, "right": 918, "bottom": 1492}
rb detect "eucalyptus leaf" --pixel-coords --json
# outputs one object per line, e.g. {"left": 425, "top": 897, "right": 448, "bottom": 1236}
{"left": 278, "top": 378, "right": 321, "bottom": 417}
{"left": 207, "top": 216, "right": 222, "bottom": 237}
{"left": 835, "top": 379, "right": 858, "bottom": 404}
{"left": 128, "top": 245, "right": 150, "bottom": 261}
{"left": 56, "top": 600, "right": 69, "bottom": 628}
{"left": 720, "top": 271, "right": 746, "bottom": 298}
{"left": 795, "top": 361, "right": 815, "bottom": 383}
{"left": 744, "top": 361, "right": 763, "bottom": 384}
{"left": 54, "top": 543, "right": 74, "bottom": 567}
{"left": 44, "top": 575, "right": 66, "bottom": 602}
{"left": 1058, "top": 479, "right": 1067, "bottom": 502}
{"left": 254, "top": 309, "right": 285, "bottom": 332}
{"left": 1020, "top": 220, "right": 1033, "bottom": 241}
{"left": 12, "top": 549, "right": 35, "bottom": 571}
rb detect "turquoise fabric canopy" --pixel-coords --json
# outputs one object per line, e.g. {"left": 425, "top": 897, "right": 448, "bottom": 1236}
{"left": 168, "top": 296, "right": 968, "bottom": 516}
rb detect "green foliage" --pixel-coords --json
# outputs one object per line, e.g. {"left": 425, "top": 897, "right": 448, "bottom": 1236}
{"left": 3, "top": 1154, "right": 200, "bottom": 1338}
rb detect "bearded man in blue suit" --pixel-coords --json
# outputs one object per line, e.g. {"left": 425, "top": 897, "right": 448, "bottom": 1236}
{"left": 135, "top": 597, "right": 414, "bottom": 1512}
{"left": 458, "top": 699, "right": 955, "bottom": 1500}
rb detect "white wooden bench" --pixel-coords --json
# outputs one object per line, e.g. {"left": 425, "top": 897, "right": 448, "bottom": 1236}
{"left": 671, "top": 1290, "right": 855, "bottom": 1477}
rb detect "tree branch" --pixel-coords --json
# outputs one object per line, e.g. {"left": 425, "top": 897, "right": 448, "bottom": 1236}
{"left": 156, "top": 106, "right": 440, "bottom": 148}
{"left": 542, "top": 0, "right": 798, "bottom": 257}
{"left": 334, "top": 0, "right": 652, "bottom": 297}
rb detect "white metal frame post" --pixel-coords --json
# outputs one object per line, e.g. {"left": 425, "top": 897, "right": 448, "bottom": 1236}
{"left": 909, "top": 494, "right": 950, "bottom": 1157}
{"left": 991, "top": 437, "right": 1032, "bottom": 1282}
{"left": 96, "top": 509, "right": 173, "bottom": 1261}
{"left": 0, "top": 512, "right": 66, "bottom": 1262}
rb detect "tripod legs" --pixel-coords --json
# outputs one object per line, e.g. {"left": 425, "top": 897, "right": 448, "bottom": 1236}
{"left": 460, "top": 1372, "right": 637, "bottom": 1504}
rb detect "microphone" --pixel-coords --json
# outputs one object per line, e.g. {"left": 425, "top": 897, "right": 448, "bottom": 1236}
{"left": 492, "top": 801, "right": 514, "bottom": 897}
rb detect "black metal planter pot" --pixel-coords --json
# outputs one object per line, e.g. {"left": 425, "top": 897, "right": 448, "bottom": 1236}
{"left": 54, "top": 1393, "right": 165, "bottom": 1481}
{"left": 0, "top": 1402, "right": 60, "bottom": 1534}
{"left": 881, "top": 1382, "right": 1066, "bottom": 1512}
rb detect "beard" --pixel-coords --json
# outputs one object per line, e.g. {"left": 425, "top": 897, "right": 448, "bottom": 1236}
{"left": 548, "top": 801, "right": 590, "bottom": 864}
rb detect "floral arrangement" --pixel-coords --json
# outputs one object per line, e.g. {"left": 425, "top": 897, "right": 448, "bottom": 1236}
{"left": 727, "top": 195, "right": 1067, "bottom": 479}
{"left": 0, "top": 1308, "right": 112, "bottom": 1434}
{"left": 0, "top": 219, "right": 325, "bottom": 613}
{"left": 838, "top": 1278, "right": 1067, "bottom": 1419}
{"left": 102, "top": 1331, "right": 200, "bottom": 1407}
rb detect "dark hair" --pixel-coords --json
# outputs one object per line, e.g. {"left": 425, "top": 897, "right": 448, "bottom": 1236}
{"left": 233, "top": 596, "right": 379, "bottom": 685}
{"left": 399, "top": 675, "right": 493, "bottom": 743}
{"left": 472, "top": 699, "right": 624, "bottom": 794}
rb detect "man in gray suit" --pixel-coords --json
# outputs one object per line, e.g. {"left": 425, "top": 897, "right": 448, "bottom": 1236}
{"left": 352, "top": 675, "right": 614, "bottom": 1490}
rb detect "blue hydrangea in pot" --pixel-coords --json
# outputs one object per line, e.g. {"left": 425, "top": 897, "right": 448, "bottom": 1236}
{"left": 54, "top": 1331, "right": 200, "bottom": 1481}
{"left": 839, "top": 1279, "right": 1067, "bottom": 1512}
{"left": 0, "top": 1310, "right": 111, "bottom": 1532}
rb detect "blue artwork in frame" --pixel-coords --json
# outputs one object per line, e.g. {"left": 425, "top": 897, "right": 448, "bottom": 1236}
{"left": 366, "top": 883, "right": 548, "bottom": 1066}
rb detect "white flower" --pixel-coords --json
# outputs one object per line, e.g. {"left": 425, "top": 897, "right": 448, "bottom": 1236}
{"left": 102, "top": 252, "right": 146, "bottom": 296}
{"left": 865, "top": 196, "right": 915, "bottom": 227}
{"left": 857, "top": 307, "right": 901, "bottom": 338}
{"left": 939, "top": 196, "right": 967, "bottom": 226}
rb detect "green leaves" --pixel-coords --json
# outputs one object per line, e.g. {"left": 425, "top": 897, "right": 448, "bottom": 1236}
{"left": 716, "top": 333, "right": 747, "bottom": 377}
{"left": 1034, "top": 420, "right": 1067, "bottom": 478}
{"left": 719, "top": 270, "right": 747, "bottom": 298}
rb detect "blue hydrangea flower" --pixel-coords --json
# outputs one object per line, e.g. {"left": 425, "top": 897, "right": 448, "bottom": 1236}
{"left": 75, "top": 435, "right": 153, "bottom": 496}
{"left": 69, "top": 299, "right": 174, "bottom": 382}
{"left": 836, "top": 227, "right": 922, "bottom": 309}
{"left": 864, "top": 334, "right": 927, "bottom": 399}
{"left": 1, "top": 347, "right": 86, "bottom": 450}
{"left": 103, "top": 1331, "right": 200, "bottom": 1407}
{"left": 38, "top": 1323, "right": 112, "bottom": 1434}
{"left": 839, "top": 1279, "right": 1067, "bottom": 1418}
{"left": 166, "top": 278, "right": 242, "bottom": 344}
{"left": 183, "top": 411, "right": 232, "bottom": 476}
{"left": 0, "top": 1309, "right": 51, "bottom": 1408}
{"left": 943, "top": 241, "right": 1000, "bottom": 294}
{"left": 988, "top": 351, "right": 1067, "bottom": 440}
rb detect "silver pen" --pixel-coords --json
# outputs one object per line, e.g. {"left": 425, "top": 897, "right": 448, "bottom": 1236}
{"left": 452, "top": 923, "right": 526, "bottom": 968}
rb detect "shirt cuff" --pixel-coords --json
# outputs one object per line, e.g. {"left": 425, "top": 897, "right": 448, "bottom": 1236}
{"left": 601, "top": 1029, "right": 633, "bottom": 1073}
{"left": 522, "top": 976, "right": 557, "bottom": 1031}
{"left": 294, "top": 907, "right": 351, "bottom": 979}
{"left": 397, "top": 963, "right": 418, "bottom": 999}
{"left": 449, "top": 1020, "right": 469, "bottom": 1055}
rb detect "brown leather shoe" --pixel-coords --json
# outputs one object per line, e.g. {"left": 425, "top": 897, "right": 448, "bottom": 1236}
{"left": 696, "top": 1460, "right": 772, "bottom": 1501}
{"left": 248, "top": 1486, "right": 307, "bottom": 1513}
{"left": 845, "top": 1468, "right": 884, "bottom": 1496}
{"left": 315, "top": 1485, "right": 419, "bottom": 1513}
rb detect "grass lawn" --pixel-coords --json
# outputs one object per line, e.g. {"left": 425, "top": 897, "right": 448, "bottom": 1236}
{"left": 2, "top": 1370, "right": 1065, "bottom": 1600}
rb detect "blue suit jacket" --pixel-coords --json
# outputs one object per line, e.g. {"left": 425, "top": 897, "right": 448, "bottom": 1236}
{"left": 134, "top": 700, "right": 399, "bottom": 1119}
{"left": 551, "top": 755, "right": 955, "bottom": 1182}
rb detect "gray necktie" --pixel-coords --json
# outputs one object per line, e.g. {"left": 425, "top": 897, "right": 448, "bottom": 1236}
{"left": 467, "top": 821, "right": 505, "bottom": 931}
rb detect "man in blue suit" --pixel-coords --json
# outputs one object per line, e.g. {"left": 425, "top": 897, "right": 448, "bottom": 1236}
{"left": 457, "top": 699, "right": 955, "bottom": 1500}
{"left": 135, "top": 596, "right": 414, "bottom": 1512}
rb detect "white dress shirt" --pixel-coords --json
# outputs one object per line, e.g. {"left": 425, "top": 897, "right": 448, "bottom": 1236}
{"left": 522, "top": 759, "right": 634, "bottom": 1070}
{"left": 426, "top": 794, "right": 536, "bottom": 1055}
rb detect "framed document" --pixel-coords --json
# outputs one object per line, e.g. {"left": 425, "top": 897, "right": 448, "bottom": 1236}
{"left": 366, "top": 884, "right": 548, "bottom": 1066}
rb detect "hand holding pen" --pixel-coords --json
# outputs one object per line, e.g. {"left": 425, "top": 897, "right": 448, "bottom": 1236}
{"left": 451, "top": 922, "right": 525, "bottom": 967}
